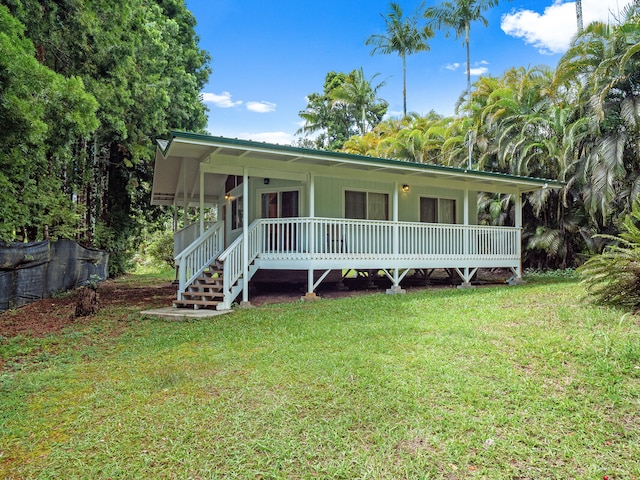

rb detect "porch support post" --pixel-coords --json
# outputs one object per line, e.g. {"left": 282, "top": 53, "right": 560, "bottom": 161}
{"left": 304, "top": 172, "right": 319, "bottom": 301}
{"left": 459, "top": 188, "right": 473, "bottom": 289}
{"left": 509, "top": 191, "right": 525, "bottom": 285}
{"left": 172, "top": 204, "right": 179, "bottom": 283}
{"left": 240, "top": 168, "right": 252, "bottom": 307}
{"left": 182, "top": 161, "right": 188, "bottom": 229}
{"left": 387, "top": 182, "right": 405, "bottom": 295}
{"left": 172, "top": 205, "right": 177, "bottom": 232}
{"left": 199, "top": 168, "right": 205, "bottom": 235}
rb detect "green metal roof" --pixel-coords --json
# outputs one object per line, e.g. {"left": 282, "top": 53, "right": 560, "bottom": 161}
{"left": 165, "top": 130, "right": 564, "bottom": 189}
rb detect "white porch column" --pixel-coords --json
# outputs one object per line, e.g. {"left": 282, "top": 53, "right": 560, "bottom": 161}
{"left": 199, "top": 169, "right": 205, "bottom": 235}
{"left": 463, "top": 189, "right": 470, "bottom": 225}
{"left": 460, "top": 189, "right": 472, "bottom": 287}
{"left": 172, "top": 206, "right": 177, "bottom": 232}
{"left": 241, "top": 168, "right": 251, "bottom": 306}
{"left": 514, "top": 192, "right": 523, "bottom": 281}
{"left": 514, "top": 192, "right": 523, "bottom": 228}
{"left": 305, "top": 172, "right": 317, "bottom": 300}
{"left": 309, "top": 172, "right": 315, "bottom": 218}
{"left": 386, "top": 182, "right": 405, "bottom": 294}
{"left": 182, "top": 161, "right": 188, "bottom": 229}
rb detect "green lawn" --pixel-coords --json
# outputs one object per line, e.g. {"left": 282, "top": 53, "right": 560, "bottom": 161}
{"left": 1, "top": 274, "right": 639, "bottom": 478}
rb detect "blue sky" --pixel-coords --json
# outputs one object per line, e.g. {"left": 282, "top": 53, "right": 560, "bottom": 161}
{"left": 184, "top": 0, "right": 631, "bottom": 144}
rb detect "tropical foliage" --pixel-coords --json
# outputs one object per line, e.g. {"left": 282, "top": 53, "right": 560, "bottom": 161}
{"left": 578, "top": 198, "right": 640, "bottom": 311}
{"left": 343, "top": 3, "right": 640, "bottom": 276}
{"left": 297, "top": 69, "right": 388, "bottom": 150}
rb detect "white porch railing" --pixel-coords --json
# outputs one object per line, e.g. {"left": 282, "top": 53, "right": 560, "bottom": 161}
{"left": 177, "top": 217, "right": 521, "bottom": 310}
{"left": 254, "top": 217, "right": 519, "bottom": 263}
{"left": 175, "top": 221, "right": 224, "bottom": 299}
{"left": 217, "top": 220, "right": 262, "bottom": 309}
{"left": 173, "top": 221, "right": 215, "bottom": 257}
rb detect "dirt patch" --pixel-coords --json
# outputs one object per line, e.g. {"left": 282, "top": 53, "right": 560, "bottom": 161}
{"left": 0, "top": 270, "right": 512, "bottom": 339}
{"left": 0, "top": 279, "right": 177, "bottom": 339}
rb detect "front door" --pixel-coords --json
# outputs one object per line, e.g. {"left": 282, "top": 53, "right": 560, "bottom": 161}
{"left": 261, "top": 190, "right": 299, "bottom": 251}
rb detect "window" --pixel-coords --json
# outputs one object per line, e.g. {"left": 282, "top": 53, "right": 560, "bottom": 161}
{"left": 261, "top": 190, "right": 299, "bottom": 218}
{"left": 231, "top": 196, "right": 243, "bottom": 230}
{"left": 225, "top": 175, "right": 243, "bottom": 193}
{"left": 261, "top": 190, "right": 299, "bottom": 251}
{"left": 420, "top": 197, "right": 456, "bottom": 224}
{"left": 345, "top": 191, "right": 389, "bottom": 220}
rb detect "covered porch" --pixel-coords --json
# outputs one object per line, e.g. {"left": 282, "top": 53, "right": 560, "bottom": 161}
{"left": 152, "top": 132, "right": 561, "bottom": 310}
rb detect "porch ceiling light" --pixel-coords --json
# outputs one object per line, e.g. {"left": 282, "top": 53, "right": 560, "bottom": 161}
{"left": 401, "top": 184, "right": 410, "bottom": 192}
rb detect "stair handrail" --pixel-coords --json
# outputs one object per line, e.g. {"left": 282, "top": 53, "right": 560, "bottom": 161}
{"left": 176, "top": 221, "right": 225, "bottom": 298}
{"left": 218, "top": 219, "right": 263, "bottom": 305}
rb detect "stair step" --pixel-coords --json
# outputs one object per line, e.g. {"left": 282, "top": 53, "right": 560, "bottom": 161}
{"left": 174, "top": 299, "right": 221, "bottom": 309}
{"left": 183, "top": 291, "right": 224, "bottom": 298}
{"left": 173, "top": 259, "right": 226, "bottom": 310}
{"left": 194, "top": 277, "right": 223, "bottom": 285}
{"left": 191, "top": 279, "right": 223, "bottom": 287}
{"left": 188, "top": 284, "right": 223, "bottom": 291}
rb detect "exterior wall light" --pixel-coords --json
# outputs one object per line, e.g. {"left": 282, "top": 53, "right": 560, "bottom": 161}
{"left": 401, "top": 184, "right": 410, "bottom": 192}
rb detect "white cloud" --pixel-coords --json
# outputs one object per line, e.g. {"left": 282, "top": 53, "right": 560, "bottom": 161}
{"left": 469, "top": 60, "right": 489, "bottom": 76}
{"left": 201, "top": 91, "right": 242, "bottom": 108}
{"left": 445, "top": 62, "right": 461, "bottom": 71}
{"left": 470, "top": 66, "right": 489, "bottom": 76}
{"left": 501, "top": 0, "right": 633, "bottom": 55}
{"left": 246, "top": 101, "right": 277, "bottom": 113}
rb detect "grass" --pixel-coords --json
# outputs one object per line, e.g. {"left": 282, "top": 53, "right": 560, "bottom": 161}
{"left": 1, "top": 273, "right": 639, "bottom": 478}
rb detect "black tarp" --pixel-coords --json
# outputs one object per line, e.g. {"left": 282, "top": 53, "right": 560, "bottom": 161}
{"left": 0, "top": 240, "right": 108, "bottom": 311}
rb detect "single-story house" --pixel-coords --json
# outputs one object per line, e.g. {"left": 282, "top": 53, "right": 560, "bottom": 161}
{"left": 151, "top": 131, "right": 562, "bottom": 310}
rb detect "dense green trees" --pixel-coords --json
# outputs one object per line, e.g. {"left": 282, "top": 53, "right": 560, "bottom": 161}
{"left": 342, "top": 7, "right": 640, "bottom": 274}
{"left": 297, "top": 70, "right": 388, "bottom": 150}
{"left": 0, "top": 5, "right": 98, "bottom": 243}
{"left": 0, "top": 0, "right": 210, "bottom": 274}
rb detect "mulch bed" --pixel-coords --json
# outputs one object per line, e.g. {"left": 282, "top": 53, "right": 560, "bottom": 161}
{"left": 0, "top": 279, "right": 177, "bottom": 339}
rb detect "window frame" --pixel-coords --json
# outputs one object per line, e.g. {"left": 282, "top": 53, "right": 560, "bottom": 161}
{"left": 257, "top": 187, "right": 302, "bottom": 219}
{"left": 344, "top": 188, "right": 389, "bottom": 221}
{"left": 419, "top": 196, "right": 457, "bottom": 224}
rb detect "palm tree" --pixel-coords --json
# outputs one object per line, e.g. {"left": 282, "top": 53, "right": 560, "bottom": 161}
{"left": 366, "top": 2, "right": 433, "bottom": 118}
{"left": 424, "top": 0, "right": 504, "bottom": 104}
{"left": 330, "top": 67, "right": 388, "bottom": 136}
{"left": 555, "top": 19, "right": 640, "bottom": 225}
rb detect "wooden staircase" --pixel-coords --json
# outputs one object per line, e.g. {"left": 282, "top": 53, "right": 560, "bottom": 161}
{"left": 174, "top": 261, "right": 224, "bottom": 309}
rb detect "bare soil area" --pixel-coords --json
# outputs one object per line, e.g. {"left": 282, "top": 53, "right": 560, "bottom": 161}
{"left": 0, "top": 270, "right": 511, "bottom": 339}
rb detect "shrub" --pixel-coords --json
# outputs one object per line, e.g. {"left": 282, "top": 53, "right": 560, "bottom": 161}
{"left": 578, "top": 198, "right": 640, "bottom": 311}
{"left": 147, "top": 230, "right": 175, "bottom": 269}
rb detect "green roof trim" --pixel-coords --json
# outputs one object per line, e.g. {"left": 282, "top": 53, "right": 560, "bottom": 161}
{"left": 165, "top": 130, "right": 565, "bottom": 188}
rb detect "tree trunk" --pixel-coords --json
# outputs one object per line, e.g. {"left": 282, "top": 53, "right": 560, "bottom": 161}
{"left": 576, "top": 0, "right": 583, "bottom": 32}
{"left": 75, "top": 286, "right": 99, "bottom": 317}
{"left": 402, "top": 53, "right": 407, "bottom": 118}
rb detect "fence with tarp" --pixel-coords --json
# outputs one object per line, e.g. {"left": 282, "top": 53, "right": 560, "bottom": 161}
{"left": 0, "top": 240, "right": 109, "bottom": 312}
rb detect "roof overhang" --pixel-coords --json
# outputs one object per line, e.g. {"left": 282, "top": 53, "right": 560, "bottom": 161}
{"left": 151, "top": 131, "right": 564, "bottom": 206}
